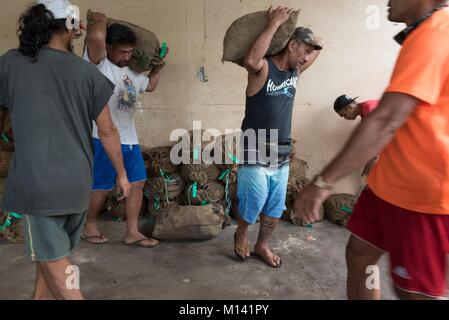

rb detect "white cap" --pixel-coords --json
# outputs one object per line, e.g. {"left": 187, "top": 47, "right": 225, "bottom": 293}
{"left": 38, "top": 0, "right": 79, "bottom": 20}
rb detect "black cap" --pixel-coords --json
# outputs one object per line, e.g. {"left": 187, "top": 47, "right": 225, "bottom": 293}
{"left": 292, "top": 27, "right": 323, "bottom": 50}
{"left": 334, "top": 95, "right": 359, "bottom": 113}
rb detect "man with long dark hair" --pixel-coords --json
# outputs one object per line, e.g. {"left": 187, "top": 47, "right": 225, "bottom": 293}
{"left": 0, "top": 0, "right": 131, "bottom": 300}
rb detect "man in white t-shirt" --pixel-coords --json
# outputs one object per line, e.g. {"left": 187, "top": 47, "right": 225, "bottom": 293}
{"left": 83, "top": 11, "right": 166, "bottom": 247}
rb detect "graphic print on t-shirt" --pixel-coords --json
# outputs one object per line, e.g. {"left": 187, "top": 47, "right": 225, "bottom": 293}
{"left": 266, "top": 75, "right": 298, "bottom": 98}
{"left": 118, "top": 75, "right": 138, "bottom": 113}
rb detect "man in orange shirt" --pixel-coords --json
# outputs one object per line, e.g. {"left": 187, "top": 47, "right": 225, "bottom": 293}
{"left": 295, "top": 0, "right": 449, "bottom": 300}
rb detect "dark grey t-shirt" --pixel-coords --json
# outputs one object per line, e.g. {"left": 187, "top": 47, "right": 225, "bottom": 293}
{"left": 0, "top": 47, "right": 114, "bottom": 216}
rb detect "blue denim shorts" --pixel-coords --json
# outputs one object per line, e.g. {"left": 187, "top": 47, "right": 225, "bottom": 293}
{"left": 92, "top": 138, "right": 147, "bottom": 191}
{"left": 237, "top": 164, "right": 289, "bottom": 224}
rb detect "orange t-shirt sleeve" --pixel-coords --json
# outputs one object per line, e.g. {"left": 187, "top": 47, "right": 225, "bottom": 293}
{"left": 386, "top": 27, "right": 449, "bottom": 105}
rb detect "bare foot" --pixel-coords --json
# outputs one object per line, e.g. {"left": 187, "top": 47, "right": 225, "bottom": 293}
{"left": 254, "top": 245, "right": 282, "bottom": 268}
{"left": 234, "top": 232, "right": 250, "bottom": 260}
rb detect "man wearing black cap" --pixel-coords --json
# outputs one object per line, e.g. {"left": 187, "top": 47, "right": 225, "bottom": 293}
{"left": 234, "top": 6, "right": 322, "bottom": 268}
{"left": 334, "top": 95, "right": 380, "bottom": 176}
{"left": 334, "top": 95, "right": 380, "bottom": 121}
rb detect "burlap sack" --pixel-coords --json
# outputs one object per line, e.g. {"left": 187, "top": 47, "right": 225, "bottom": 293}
{"left": 146, "top": 146, "right": 180, "bottom": 177}
{"left": 0, "top": 178, "right": 6, "bottom": 202}
{"left": 223, "top": 10, "right": 300, "bottom": 67}
{"left": 289, "top": 157, "right": 308, "bottom": 180}
{"left": 214, "top": 134, "right": 241, "bottom": 169}
{"left": 147, "top": 197, "right": 184, "bottom": 218}
{"left": 217, "top": 164, "right": 239, "bottom": 185}
{"left": 0, "top": 151, "right": 13, "bottom": 179}
{"left": 181, "top": 164, "right": 221, "bottom": 185}
{"left": 1, "top": 112, "right": 14, "bottom": 151}
{"left": 324, "top": 194, "right": 358, "bottom": 227}
{"left": 147, "top": 172, "right": 185, "bottom": 202}
{"left": 290, "top": 139, "right": 298, "bottom": 159}
{"left": 103, "top": 16, "right": 164, "bottom": 74}
{"left": 283, "top": 176, "right": 325, "bottom": 226}
{"left": 0, "top": 212, "right": 24, "bottom": 244}
{"left": 228, "top": 182, "right": 238, "bottom": 200}
{"left": 140, "top": 145, "right": 152, "bottom": 161}
{"left": 186, "top": 181, "right": 225, "bottom": 205}
{"left": 142, "top": 203, "right": 225, "bottom": 240}
{"left": 104, "top": 189, "right": 127, "bottom": 220}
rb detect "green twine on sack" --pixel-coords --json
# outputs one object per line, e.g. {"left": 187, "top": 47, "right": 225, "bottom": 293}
{"left": 10, "top": 212, "right": 22, "bottom": 219}
{"left": 1, "top": 133, "right": 9, "bottom": 143}
{"left": 0, "top": 212, "right": 22, "bottom": 232}
{"left": 154, "top": 196, "right": 161, "bottom": 210}
{"left": 159, "top": 169, "right": 171, "bottom": 204}
{"left": 228, "top": 153, "right": 240, "bottom": 164}
{"left": 219, "top": 169, "right": 230, "bottom": 181}
{"left": 160, "top": 41, "right": 168, "bottom": 59}
{"left": 193, "top": 147, "right": 200, "bottom": 161}
{"left": 341, "top": 207, "right": 353, "bottom": 215}
{"left": 0, "top": 218, "right": 10, "bottom": 232}
{"left": 192, "top": 182, "right": 198, "bottom": 199}
{"left": 159, "top": 169, "right": 169, "bottom": 179}
{"left": 201, "top": 199, "right": 208, "bottom": 206}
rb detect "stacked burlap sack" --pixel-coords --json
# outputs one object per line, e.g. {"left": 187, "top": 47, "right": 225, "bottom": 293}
{"left": 141, "top": 132, "right": 238, "bottom": 240}
{"left": 0, "top": 115, "right": 23, "bottom": 244}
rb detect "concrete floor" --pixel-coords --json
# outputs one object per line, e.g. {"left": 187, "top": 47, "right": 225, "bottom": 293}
{"left": 0, "top": 218, "right": 397, "bottom": 300}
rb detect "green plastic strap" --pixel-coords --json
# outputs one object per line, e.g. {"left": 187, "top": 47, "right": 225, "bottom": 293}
{"left": 160, "top": 41, "right": 167, "bottom": 59}
{"left": 219, "top": 169, "right": 230, "bottom": 181}
{"left": 159, "top": 169, "right": 169, "bottom": 179}
{"left": 193, "top": 147, "right": 200, "bottom": 161}
{"left": 154, "top": 196, "right": 161, "bottom": 210}
{"left": 341, "top": 207, "right": 353, "bottom": 215}
{"left": 10, "top": 212, "right": 22, "bottom": 219}
{"left": 0, "top": 219, "right": 11, "bottom": 232}
{"left": 192, "top": 182, "right": 198, "bottom": 199}
{"left": 305, "top": 224, "right": 314, "bottom": 228}
{"left": 228, "top": 152, "right": 240, "bottom": 164}
{"left": 1, "top": 133, "right": 9, "bottom": 143}
{"left": 0, "top": 212, "right": 22, "bottom": 231}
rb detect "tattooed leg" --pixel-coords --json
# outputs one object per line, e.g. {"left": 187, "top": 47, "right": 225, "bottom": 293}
{"left": 254, "top": 214, "right": 282, "bottom": 268}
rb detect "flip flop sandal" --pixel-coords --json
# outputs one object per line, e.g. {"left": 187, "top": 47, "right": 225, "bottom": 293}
{"left": 253, "top": 252, "right": 283, "bottom": 269}
{"left": 81, "top": 233, "right": 110, "bottom": 245}
{"left": 234, "top": 233, "right": 249, "bottom": 261}
{"left": 124, "top": 238, "right": 159, "bottom": 248}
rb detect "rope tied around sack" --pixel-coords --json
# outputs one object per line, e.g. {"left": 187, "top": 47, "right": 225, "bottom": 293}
{"left": 0, "top": 212, "right": 22, "bottom": 232}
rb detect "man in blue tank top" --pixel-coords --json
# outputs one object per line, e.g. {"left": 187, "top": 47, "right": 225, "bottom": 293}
{"left": 235, "top": 6, "right": 322, "bottom": 268}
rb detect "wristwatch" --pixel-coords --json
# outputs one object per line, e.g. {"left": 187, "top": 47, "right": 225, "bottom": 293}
{"left": 312, "top": 175, "right": 333, "bottom": 191}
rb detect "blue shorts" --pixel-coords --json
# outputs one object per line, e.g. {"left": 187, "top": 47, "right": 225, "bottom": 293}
{"left": 237, "top": 164, "right": 289, "bottom": 225}
{"left": 92, "top": 138, "right": 147, "bottom": 191}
